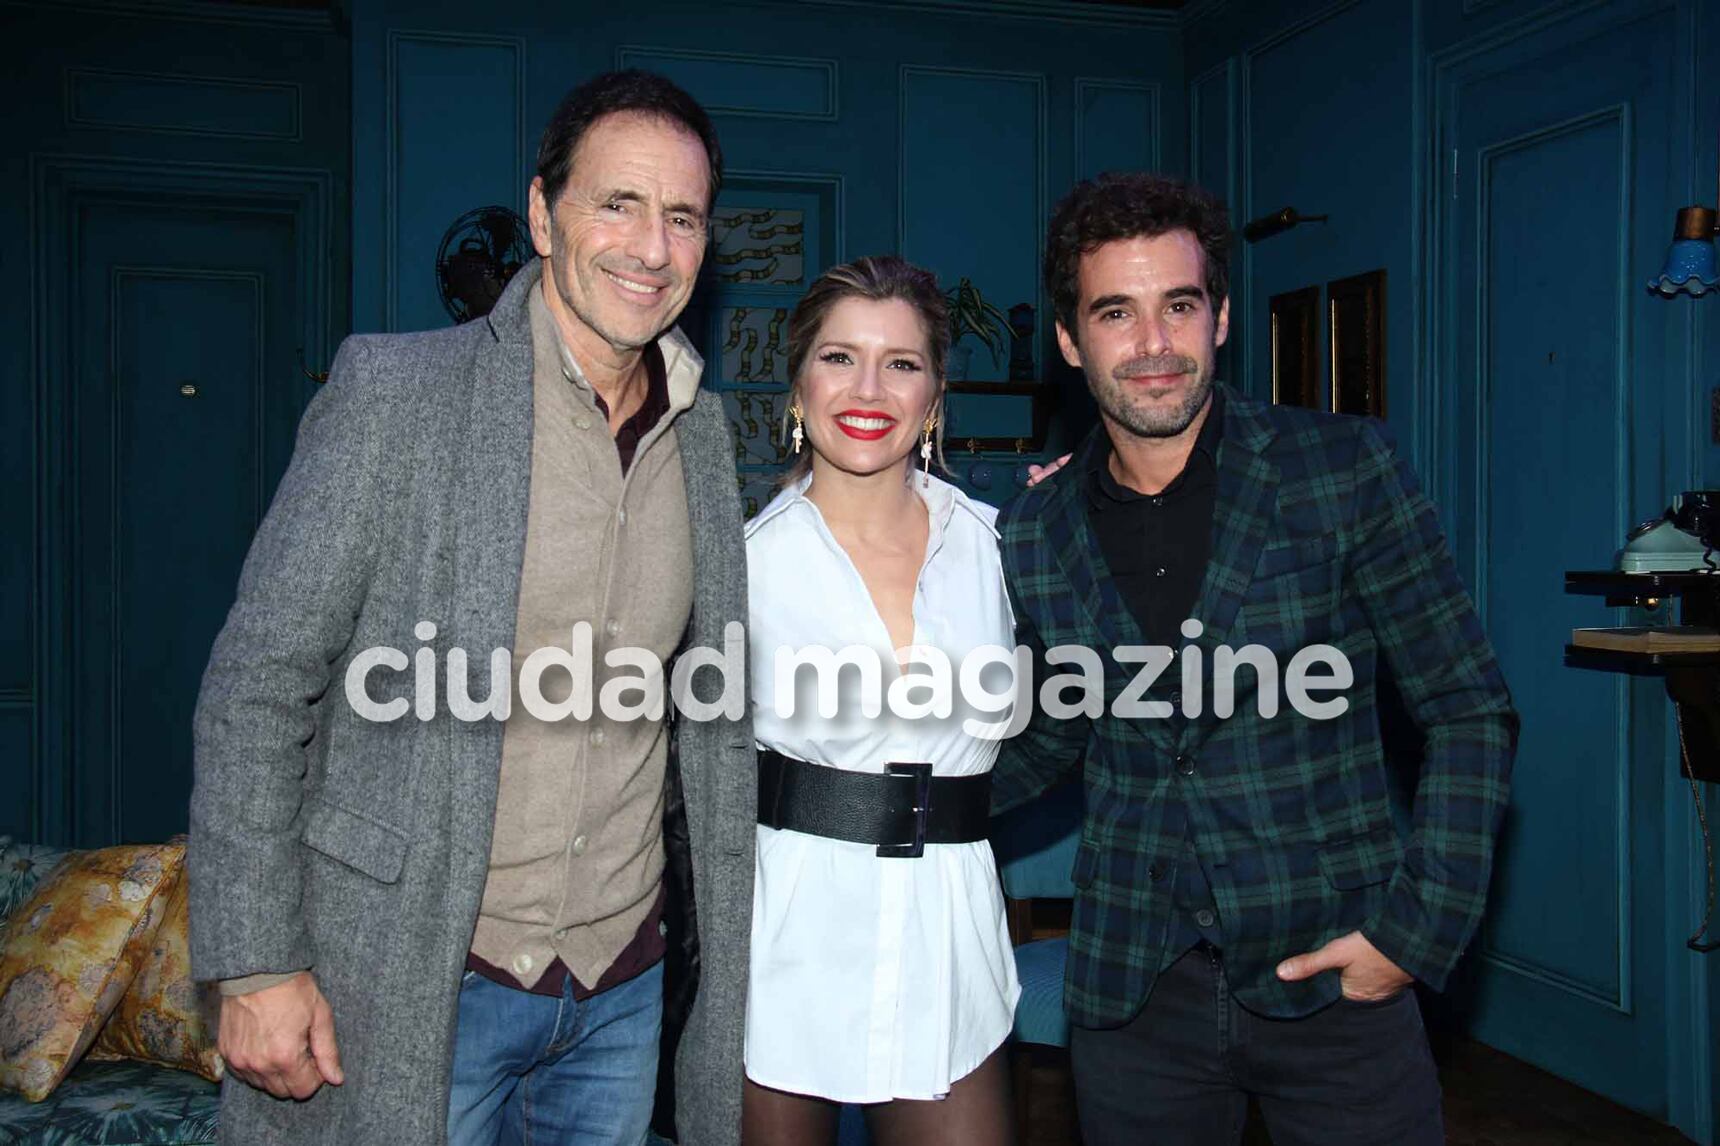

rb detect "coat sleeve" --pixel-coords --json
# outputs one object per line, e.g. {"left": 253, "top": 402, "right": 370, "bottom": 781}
{"left": 991, "top": 522, "right": 1090, "bottom": 815}
{"left": 188, "top": 336, "right": 390, "bottom": 983}
{"left": 1348, "top": 420, "right": 1519, "bottom": 990}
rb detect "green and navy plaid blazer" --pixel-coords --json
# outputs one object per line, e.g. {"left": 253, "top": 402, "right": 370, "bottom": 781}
{"left": 993, "top": 387, "right": 1518, "bottom": 1024}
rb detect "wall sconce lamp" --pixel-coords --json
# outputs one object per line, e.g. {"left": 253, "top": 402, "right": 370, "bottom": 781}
{"left": 1242, "top": 206, "right": 1329, "bottom": 244}
{"left": 1648, "top": 131, "right": 1718, "bottom": 297}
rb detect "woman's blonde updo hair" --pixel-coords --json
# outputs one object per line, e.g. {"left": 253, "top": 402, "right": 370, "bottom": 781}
{"left": 781, "top": 255, "right": 950, "bottom": 482}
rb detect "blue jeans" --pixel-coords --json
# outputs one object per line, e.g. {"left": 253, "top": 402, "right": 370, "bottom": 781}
{"left": 447, "top": 960, "right": 663, "bottom": 1146}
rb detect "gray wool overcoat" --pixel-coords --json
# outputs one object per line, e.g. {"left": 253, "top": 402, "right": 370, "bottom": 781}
{"left": 188, "top": 262, "right": 755, "bottom": 1145}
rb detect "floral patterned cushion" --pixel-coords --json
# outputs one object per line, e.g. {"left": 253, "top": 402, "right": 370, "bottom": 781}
{"left": 0, "top": 844, "right": 182, "bottom": 1101}
{"left": 0, "top": 1057, "right": 218, "bottom": 1144}
{"left": 87, "top": 868, "right": 222, "bottom": 1083}
{"left": 0, "top": 841, "right": 79, "bottom": 924}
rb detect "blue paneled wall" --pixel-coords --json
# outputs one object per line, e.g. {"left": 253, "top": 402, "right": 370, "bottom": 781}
{"left": 350, "top": 1, "right": 1181, "bottom": 339}
{"left": 0, "top": 1, "right": 349, "bottom": 850}
{"left": 1185, "top": 1, "right": 1719, "bottom": 1139}
{"left": 3, "top": 2, "right": 1717, "bottom": 1139}
{"left": 348, "top": 0, "right": 1184, "bottom": 501}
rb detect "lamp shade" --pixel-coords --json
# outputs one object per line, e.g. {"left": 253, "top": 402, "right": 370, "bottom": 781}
{"left": 1649, "top": 238, "right": 1718, "bottom": 296}
{"left": 1648, "top": 205, "right": 1718, "bottom": 296}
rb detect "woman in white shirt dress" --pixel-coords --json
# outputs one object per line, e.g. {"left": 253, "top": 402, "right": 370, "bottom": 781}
{"left": 741, "top": 256, "right": 1021, "bottom": 1145}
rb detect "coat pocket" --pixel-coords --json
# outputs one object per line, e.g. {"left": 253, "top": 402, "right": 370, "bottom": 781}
{"left": 1071, "top": 841, "right": 1100, "bottom": 890}
{"left": 1253, "top": 537, "right": 1339, "bottom": 581}
{"left": 301, "top": 798, "right": 409, "bottom": 884}
{"left": 1315, "top": 826, "right": 1403, "bottom": 891}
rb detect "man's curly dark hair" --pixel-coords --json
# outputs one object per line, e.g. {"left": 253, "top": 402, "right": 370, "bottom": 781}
{"left": 1044, "top": 173, "right": 1232, "bottom": 334}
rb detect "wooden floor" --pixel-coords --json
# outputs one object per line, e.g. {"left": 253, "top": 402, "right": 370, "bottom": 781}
{"left": 1016, "top": 1038, "right": 1693, "bottom": 1146}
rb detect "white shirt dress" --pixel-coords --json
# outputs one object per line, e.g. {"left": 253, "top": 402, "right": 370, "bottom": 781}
{"left": 742, "top": 473, "right": 1023, "bottom": 1103}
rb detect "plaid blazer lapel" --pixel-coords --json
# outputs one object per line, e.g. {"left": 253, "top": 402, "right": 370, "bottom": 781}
{"left": 1188, "top": 391, "right": 1281, "bottom": 656}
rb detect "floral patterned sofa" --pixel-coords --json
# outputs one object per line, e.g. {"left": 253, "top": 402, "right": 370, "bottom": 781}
{"left": 0, "top": 839, "right": 219, "bottom": 1146}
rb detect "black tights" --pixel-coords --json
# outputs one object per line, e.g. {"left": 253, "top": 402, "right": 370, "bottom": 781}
{"left": 742, "top": 1046, "right": 1014, "bottom": 1146}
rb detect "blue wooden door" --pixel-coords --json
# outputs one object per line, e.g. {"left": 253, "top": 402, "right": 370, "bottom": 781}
{"left": 65, "top": 199, "right": 315, "bottom": 846}
{"left": 1436, "top": 3, "right": 1687, "bottom": 1118}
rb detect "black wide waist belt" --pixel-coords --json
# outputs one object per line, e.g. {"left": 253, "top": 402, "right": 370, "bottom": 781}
{"left": 756, "top": 750, "right": 991, "bottom": 858}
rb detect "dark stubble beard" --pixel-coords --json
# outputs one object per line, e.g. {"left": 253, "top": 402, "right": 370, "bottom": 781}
{"left": 1088, "top": 350, "right": 1215, "bottom": 439}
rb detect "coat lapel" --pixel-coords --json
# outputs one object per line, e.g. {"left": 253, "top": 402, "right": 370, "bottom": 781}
{"left": 1187, "top": 390, "right": 1281, "bottom": 663}
{"left": 447, "top": 263, "right": 537, "bottom": 865}
{"left": 672, "top": 392, "right": 739, "bottom": 800}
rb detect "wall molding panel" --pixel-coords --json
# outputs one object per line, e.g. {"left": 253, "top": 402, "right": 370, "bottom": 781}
{"left": 383, "top": 29, "right": 525, "bottom": 331}
{"left": 1189, "top": 58, "right": 1236, "bottom": 215}
{"left": 1073, "top": 77, "right": 1161, "bottom": 180}
{"left": 65, "top": 67, "right": 302, "bottom": 141}
{"left": 898, "top": 64, "right": 1046, "bottom": 368}
{"left": 1470, "top": 102, "right": 1636, "bottom": 1012}
{"left": 616, "top": 46, "right": 838, "bottom": 121}
{"left": 790, "top": 0, "right": 1177, "bottom": 28}
{"left": 1, "top": 0, "right": 335, "bottom": 30}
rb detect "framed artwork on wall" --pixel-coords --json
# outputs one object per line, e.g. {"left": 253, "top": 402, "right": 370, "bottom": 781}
{"left": 1270, "top": 285, "right": 1320, "bottom": 407}
{"left": 1328, "top": 269, "right": 1386, "bottom": 417}
{"left": 695, "top": 171, "right": 842, "bottom": 517}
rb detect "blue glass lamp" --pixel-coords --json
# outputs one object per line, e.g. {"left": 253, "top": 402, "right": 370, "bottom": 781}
{"left": 1649, "top": 205, "right": 1718, "bottom": 297}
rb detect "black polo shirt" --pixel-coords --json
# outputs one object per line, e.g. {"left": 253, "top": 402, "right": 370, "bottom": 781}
{"left": 1085, "top": 388, "right": 1224, "bottom": 647}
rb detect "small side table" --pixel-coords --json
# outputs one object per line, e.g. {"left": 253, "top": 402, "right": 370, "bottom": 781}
{"left": 1566, "top": 570, "right": 1719, "bottom": 952}
{"left": 1565, "top": 570, "right": 1720, "bottom": 783}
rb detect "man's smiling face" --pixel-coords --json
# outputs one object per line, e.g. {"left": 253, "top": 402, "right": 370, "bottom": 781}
{"left": 528, "top": 110, "right": 711, "bottom": 358}
{"left": 1056, "top": 229, "right": 1229, "bottom": 440}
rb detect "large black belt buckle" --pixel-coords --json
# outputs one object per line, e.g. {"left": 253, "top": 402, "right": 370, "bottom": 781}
{"left": 877, "top": 761, "right": 934, "bottom": 858}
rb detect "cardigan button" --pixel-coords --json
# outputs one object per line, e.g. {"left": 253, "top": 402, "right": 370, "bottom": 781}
{"left": 1175, "top": 754, "right": 1196, "bottom": 776}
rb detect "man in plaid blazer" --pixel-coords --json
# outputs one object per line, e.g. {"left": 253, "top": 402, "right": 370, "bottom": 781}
{"left": 993, "top": 173, "right": 1517, "bottom": 1144}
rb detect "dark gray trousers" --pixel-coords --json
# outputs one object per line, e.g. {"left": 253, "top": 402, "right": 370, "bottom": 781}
{"left": 1071, "top": 944, "right": 1444, "bottom": 1146}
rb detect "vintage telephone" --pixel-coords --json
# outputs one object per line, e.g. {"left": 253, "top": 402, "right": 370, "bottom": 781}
{"left": 1617, "top": 490, "right": 1720, "bottom": 572}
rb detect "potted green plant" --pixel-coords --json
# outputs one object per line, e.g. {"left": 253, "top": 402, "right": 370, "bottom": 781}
{"left": 944, "top": 278, "right": 1011, "bottom": 380}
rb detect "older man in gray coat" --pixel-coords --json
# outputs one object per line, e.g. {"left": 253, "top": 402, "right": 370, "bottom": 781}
{"left": 189, "top": 71, "right": 753, "bottom": 1146}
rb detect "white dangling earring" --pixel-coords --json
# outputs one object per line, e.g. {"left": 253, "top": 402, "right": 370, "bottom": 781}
{"left": 790, "top": 403, "right": 804, "bottom": 455}
{"left": 920, "top": 415, "right": 935, "bottom": 488}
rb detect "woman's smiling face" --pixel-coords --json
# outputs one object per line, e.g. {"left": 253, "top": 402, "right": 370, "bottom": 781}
{"left": 797, "top": 296, "right": 940, "bottom": 479}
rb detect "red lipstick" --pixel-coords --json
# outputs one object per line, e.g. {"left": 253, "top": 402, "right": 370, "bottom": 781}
{"left": 833, "top": 409, "right": 897, "bottom": 441}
